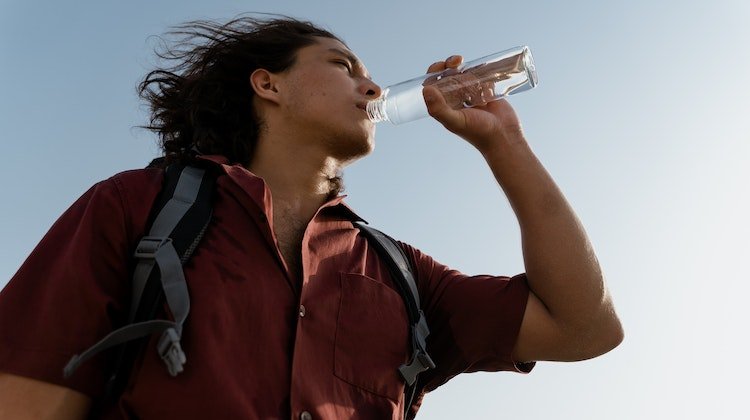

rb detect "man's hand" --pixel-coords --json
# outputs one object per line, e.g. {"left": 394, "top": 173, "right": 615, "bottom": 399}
{"left": 0, "top": 372, "right": 91, "bottom": 419}
{"left": 422, "top": 55, "right": 524, "bottom": 155}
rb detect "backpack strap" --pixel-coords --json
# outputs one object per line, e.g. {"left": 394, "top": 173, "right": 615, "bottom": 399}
{"left": 354, "top": 222, "right": 435, "bottom": 417}
{"left": 63, "top": 164, "right": 215, "bottom": 393}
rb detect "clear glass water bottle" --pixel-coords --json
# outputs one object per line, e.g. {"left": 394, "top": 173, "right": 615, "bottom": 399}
{"left": 367, "top": 46, "right": 538, "bottom": 125}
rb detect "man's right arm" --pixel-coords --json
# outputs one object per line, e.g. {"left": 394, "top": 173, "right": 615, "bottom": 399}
{"left": 0, "top": 372, "right": 91, "bottom": 420}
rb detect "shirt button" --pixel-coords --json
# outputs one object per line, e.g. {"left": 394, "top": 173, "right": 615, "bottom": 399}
{"left": 300, "top": 411, "right": 312, "bottom": 420}
{"left": 299, "top": 305, "right": 306, "bottom": 318}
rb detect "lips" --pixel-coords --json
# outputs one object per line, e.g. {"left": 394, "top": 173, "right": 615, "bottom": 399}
{"left": 355, "top": 102, "right": 371, "bottom": 120}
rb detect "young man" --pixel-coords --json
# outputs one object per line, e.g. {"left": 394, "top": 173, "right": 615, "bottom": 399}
{"left": 0, "top": 17, "right": 623, "bottom": 419}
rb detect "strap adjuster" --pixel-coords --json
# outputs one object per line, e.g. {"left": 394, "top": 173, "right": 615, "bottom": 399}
{"left": 157, "top": 328, "right": 186, "bottom": 376}
{"left": 134, "top": 236, "right": 172, "bottom": 259}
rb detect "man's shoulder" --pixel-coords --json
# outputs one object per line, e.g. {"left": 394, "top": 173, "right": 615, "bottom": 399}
{"left": 102, "top": 167, "right": 164, "bottom": 201}
{"left": 108, "top": 166, "right": 163, "bottom": 186}
{"left": 86, "top": 167, "right": 165, "bottom": 234}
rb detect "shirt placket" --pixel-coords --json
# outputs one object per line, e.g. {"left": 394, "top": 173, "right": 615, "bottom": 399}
{"left": 289, "top": 212, "right": 316, "bottom": 419}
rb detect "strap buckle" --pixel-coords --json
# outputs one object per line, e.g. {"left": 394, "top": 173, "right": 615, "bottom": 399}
{"left": 157, "top": 328, "right": 186, "bottom": 376}
{"left": 398, "top": 348, "right": 436, "bottom": 386}
{"left": 134, "top": 236, "right": 172, "bottom": 259}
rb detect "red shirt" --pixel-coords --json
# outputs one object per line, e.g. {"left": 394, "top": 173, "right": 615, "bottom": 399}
{"left": 0, "top": 155, "right": 532, "bottom": 419}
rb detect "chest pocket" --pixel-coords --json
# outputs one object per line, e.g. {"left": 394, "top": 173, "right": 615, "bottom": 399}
{"left": 334, "top": 272, "right": 410, "bottom": 402}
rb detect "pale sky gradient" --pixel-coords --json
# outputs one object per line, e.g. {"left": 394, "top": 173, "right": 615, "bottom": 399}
{"left": 2, "top": 1, "right": 749, "bottom": 418}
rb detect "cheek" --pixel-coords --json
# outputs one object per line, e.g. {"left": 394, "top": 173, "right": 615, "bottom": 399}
{"left": 286, "top": 72, "right": 347, "bottom": 111}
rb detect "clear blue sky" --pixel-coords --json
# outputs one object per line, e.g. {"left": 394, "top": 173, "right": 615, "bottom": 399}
{"left": 2, "top": 0, "right": 749, "bottom": 418}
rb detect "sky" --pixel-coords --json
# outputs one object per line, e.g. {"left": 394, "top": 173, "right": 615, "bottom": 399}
{"left": 1, "top": 0, "right": 749, "bottom": 418}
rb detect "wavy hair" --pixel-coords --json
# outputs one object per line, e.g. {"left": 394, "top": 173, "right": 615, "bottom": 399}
{"left": 139, "top": 16, "right": 342, "bottom": 167}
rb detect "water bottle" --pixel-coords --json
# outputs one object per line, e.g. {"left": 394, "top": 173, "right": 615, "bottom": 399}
{"left": 367, "top": 46, "right": 538, "bottom": 125}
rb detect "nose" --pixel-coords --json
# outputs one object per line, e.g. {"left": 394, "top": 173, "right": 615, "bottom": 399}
{"left": 360, "top": 79, "right": 383, "bottom": 99}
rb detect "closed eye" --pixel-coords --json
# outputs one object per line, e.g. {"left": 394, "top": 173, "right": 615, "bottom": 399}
{"left": 333, "top": 60, "right": 353, "bottom": 73}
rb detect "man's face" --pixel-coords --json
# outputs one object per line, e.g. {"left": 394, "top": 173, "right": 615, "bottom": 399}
{"left": 275, "top": 37, "right": 381, "bottom": 162}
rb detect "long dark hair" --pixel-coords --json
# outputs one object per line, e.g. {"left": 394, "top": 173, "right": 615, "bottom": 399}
{"left": 139, "top": 15, "right": 342, "bottom": 167}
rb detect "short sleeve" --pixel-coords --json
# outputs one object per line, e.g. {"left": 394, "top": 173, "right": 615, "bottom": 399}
{"left": 0, "top": 178, "right": 133, "bottom": 397}
{"left": 399, "top": 242, "right": 534, "bottom": 394}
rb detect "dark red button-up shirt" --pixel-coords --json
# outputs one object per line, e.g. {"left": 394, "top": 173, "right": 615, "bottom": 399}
{"left": 0, "top": 155, "right": 532, "bottom": 419}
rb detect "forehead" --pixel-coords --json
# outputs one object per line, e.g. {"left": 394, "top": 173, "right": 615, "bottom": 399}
{"left": 301, "top": 37, "right": 369, "bottom": 71}
{"left": 308, "top": 36, "right": 354, "bottom": 56}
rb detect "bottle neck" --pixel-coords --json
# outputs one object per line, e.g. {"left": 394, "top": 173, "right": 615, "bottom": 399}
{"left": 366, "top": 90, "right": 390, "bottom": 123}
{"left": 366, "top": 97, "right": 387, "bottom": 123}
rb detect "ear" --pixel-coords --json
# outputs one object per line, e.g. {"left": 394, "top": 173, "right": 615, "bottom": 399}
{"left": 249, "top": 69, "right": 281, "bottom": 104}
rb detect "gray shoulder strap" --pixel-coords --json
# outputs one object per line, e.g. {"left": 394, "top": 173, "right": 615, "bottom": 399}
{"left": 357, "top": 223, "right": 432, "bottom": 375}
{"left": 354, "top": 221, "right": 435, "bottom": 416}
{"left": 64, "top": 166, "right": 205, "bottom": 379}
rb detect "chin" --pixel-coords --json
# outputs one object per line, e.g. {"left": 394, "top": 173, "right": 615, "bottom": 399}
{"left": 354, "top": 126, "right": 376, "bottom": 156}
{"left": 316, "top": 117, "right": 375, "bottom": 162}
{"left": 330, "top": 132, "right": 374, "bottom": 163}
{"left": 345, "top": 136, "right": 375, "bottom": 161}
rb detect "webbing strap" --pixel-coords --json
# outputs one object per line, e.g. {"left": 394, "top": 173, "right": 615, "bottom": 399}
{"left": 64, "top": 237, "right": 191, "bottom": 378}
{"left": 129, "top": 259, "right": 156, "bottom": 321}
{"left": 64, "top": 166, "right": 205, "bottom": 379}
{"left": 399, "top": 316, "right": 435, "bottom": 385}
{"left": 356, "top": 223, "right": 421, "bottom": 310}
{"left": 63, "top": 320, "right": 176, "bottom": 378}
{"left": 129, "top": 166, "right": 205, "bottom": 320}
{"left": 140, "top": 237, "right": 190, "bottom": 330}
{"left": 149, "top": 166, "right": 205, "bottom": 237}
{"left": 354, "top": 222, "right": 435, "bottom": 417}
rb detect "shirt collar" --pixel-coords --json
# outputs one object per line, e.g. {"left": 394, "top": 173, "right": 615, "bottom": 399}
{"left": 195, "top": 154, "right": 366, "bottom": 223}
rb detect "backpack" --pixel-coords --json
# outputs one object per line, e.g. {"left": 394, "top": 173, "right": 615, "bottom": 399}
{"left": 63, "top": 162, "right": 435, "bottom": 417}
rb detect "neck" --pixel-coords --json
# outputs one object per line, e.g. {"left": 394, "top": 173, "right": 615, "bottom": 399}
{"left": 247, "top": 129, "right": 345, "bottom": 221}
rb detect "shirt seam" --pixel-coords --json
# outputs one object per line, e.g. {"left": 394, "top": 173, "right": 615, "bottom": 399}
{"left": 111, "top": 174, "right": 135, "bottom": 246}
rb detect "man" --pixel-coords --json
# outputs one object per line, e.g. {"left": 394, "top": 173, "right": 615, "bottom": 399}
{"left": 0, "top": 16, "right": 623, "bottom": 419}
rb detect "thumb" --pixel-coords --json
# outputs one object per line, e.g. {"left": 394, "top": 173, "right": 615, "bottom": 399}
{"left": 423, "top": 86, "right": 464, "bottom": 130}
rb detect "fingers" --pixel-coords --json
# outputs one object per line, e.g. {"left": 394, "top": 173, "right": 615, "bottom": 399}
{"left": 446, "top": 55, "right": 463, "bottom": 68}
{"left": 423, "top": 55, "right": 466, "bottom": 130}
{"left": 423, "top": 85, "right": 465, "bottom": 132}
{"left": 426, "top": 55, "right": 464, "bottom": 74}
